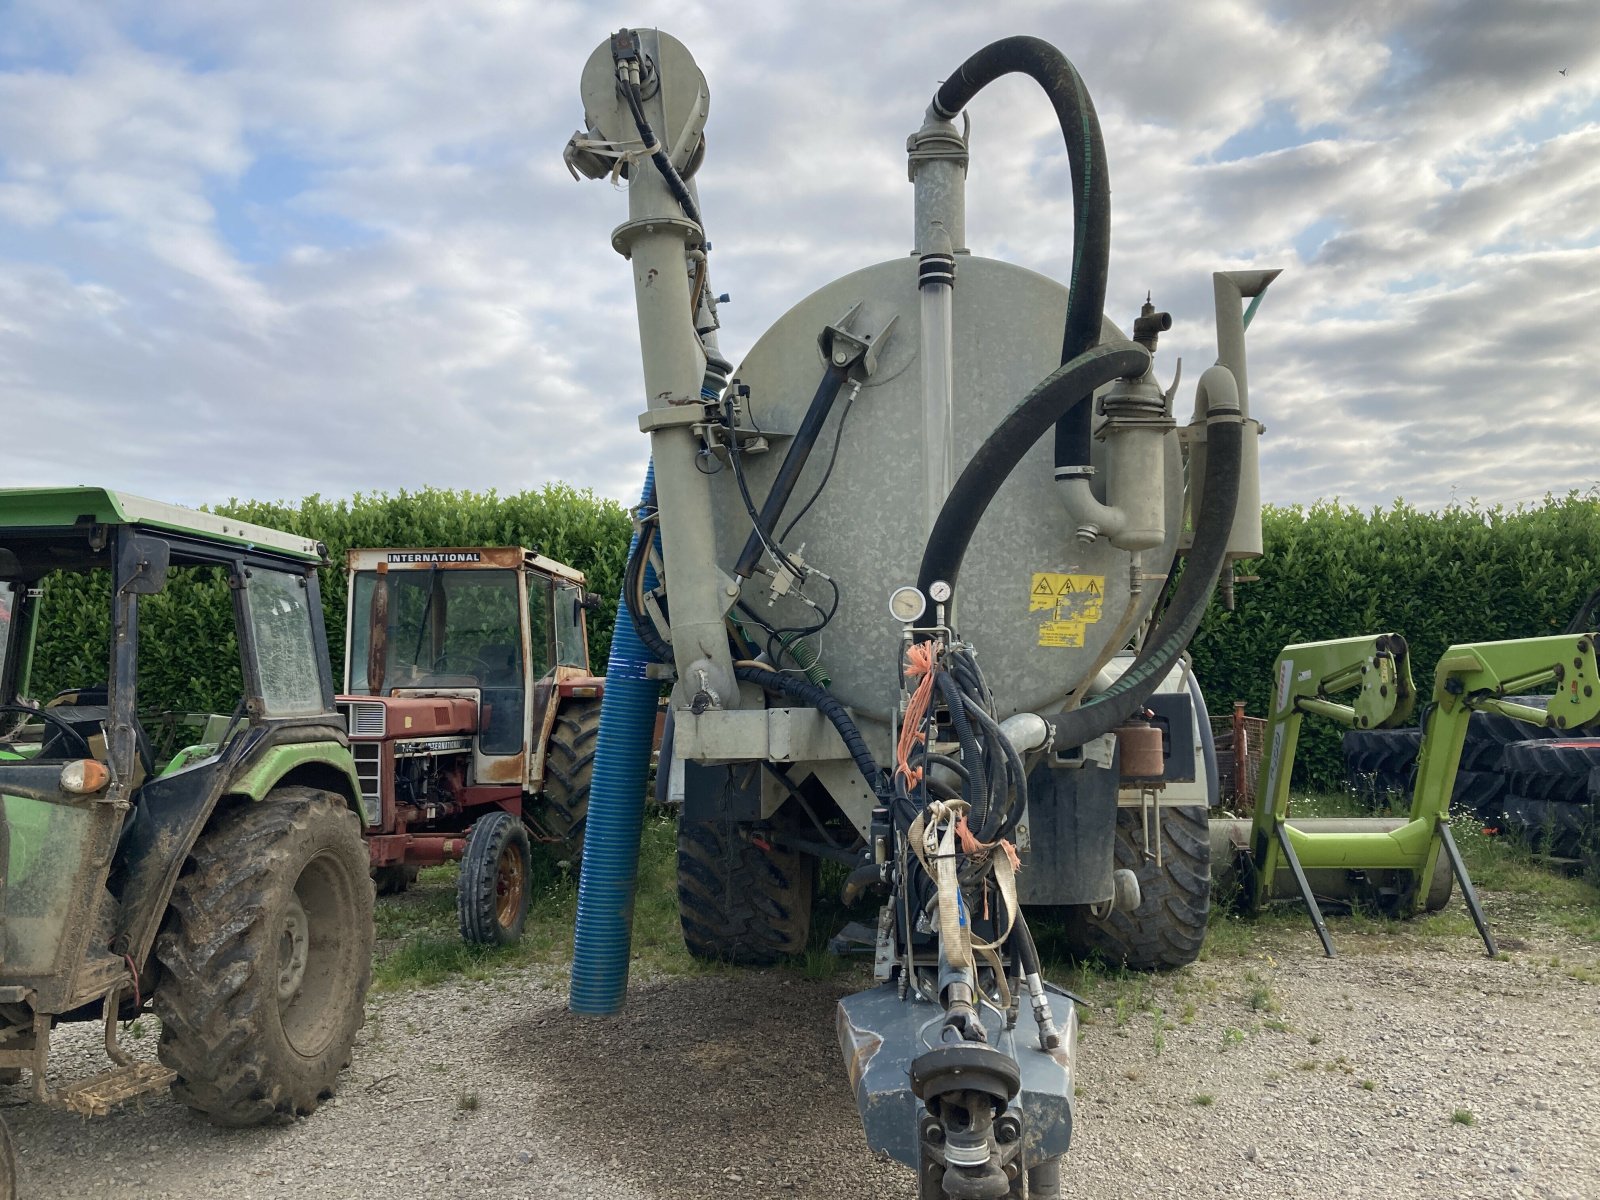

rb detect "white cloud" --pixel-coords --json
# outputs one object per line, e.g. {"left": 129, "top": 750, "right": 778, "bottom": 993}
{"left": 0, "top": 0, "right": 1596, "bottom": 515}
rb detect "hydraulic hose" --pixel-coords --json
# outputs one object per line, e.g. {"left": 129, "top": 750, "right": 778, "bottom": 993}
{"left": 932, "top": 36, "right": 1110, "bottom": 476}
{"left": 734, "top": 663, "right": 884, "bottom": 799}
{"left": 1049, "top": 367, "right": 1244, "bottom": 752}
{"left": 733, "top": 362, "right": 851, "bottom": 578}
{"left": 570, "top": 463, "right": 664, "bottom": 1016}
{"left": 917, "top": 341, "right": 1149, "bottom": 599}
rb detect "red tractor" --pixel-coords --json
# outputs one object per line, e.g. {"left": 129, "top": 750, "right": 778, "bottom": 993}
{"left": 335, "top": 547, "right": 605, "bottom": 944}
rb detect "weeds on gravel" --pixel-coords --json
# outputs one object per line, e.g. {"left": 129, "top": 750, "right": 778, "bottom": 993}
{"left": 1451, "top": 1108, "right": 1476, "bottom": 1126}
{"left": 1191, "top": 1094, "right": 1214, "bottom": 1107}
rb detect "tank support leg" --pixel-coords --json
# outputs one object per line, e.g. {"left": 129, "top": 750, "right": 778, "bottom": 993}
{"left": 1437, "top": 822, "right": 1497, "bottom": 958}
{"left": 1276, "top": 822, "right": 1335, "bottom": 958}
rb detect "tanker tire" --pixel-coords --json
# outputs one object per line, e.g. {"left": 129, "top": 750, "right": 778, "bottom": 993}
{"left": 677, "top": 819, "right": 814, "bottom": 966}
{"left": 543, "top": 699, "right": 602, "bottom": 869}
{"left": 457, "top": 811, "right": 531, "bottom": 946}
{"left": 1064, "top": 805, "right": 1210, "bottom": 971}
{"left": 154, "top": 788, "right": 373, "bottom": 1127}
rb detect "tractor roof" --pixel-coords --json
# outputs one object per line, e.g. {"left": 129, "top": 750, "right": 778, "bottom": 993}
{"left": 0, "top": 487, "right": 324, "bottom": 563}
{"left": 345, "top": 546, "right": 586, "bottom": 584}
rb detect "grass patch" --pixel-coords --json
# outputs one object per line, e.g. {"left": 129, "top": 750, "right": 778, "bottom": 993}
{"left": 373, "top": 811, "right": 699, "bottom": 992}
{"left": 1191, "top": 1093, "right": 1214, "bottom": 1107}
{"left": 1451, "top": 1108, "right": 1476, "bottom": 1126}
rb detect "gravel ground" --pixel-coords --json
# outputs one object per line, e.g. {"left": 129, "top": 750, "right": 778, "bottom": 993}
{"left": 9, "top": 925, "right": 1598, "bottom": 1199}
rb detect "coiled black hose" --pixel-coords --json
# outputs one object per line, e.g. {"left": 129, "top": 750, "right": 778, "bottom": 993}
{"left": 735, "top": 664, "right": 885, "bottom": 798}
{"left": 1048, "top": 403, "right": 1244, "bottom": 751}
{"left": 932, "top": 36, "right": 1110, "bottom": 476}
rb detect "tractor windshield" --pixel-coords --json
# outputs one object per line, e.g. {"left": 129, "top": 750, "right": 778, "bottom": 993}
{"left": 348, "top": 568, "right": 526, "bottom": 753}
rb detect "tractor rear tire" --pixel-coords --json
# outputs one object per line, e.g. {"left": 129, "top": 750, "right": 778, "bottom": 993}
{"left": 1063, "top": 805, "right": 1211, "bottom": 971}
{"left": 543, "top": 699, "right": 601, "bottom": 869}
{"left": 457, "top": 811, "right": 531, "bottom": 946}
{"left": 154, "top": 788, "right": 373, "bottom": 1127}
{"left": 677, "top": 819, "right": 815, "bottom": 965}
{"left": 1341, "top": 728, "right": 1422, "bottom": 802}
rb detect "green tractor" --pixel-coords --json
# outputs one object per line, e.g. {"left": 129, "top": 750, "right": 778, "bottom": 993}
{"left": 0, "top": 488, "right": 374, "bottom": 1193}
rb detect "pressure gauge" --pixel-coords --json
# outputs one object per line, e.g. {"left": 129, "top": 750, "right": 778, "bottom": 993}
{"left": 928, "top": 580, "right": 953, "bottom": 604}
{"left": 888, "top": 586, "right": 926, "bottom": 624}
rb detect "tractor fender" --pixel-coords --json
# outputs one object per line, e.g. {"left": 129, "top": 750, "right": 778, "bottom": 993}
{"left": 113, "top": 731, "right": 361, "bottom": 974}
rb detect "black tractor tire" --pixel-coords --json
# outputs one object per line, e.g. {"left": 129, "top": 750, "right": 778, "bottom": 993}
{"left": 1499, "top": 792, "right": 1595, "bottom": 860}
{"left": 1342, "top": 728, "right": 1421, "bottom": 801}
{"left": 1063, "top": 805, "right": 1211, "bottom": 971}
{"left": 154, "top": 788, "right": 373, "bottom": 1127}
{"left": 1449, "top": 769, "right": 1507, "bottom": 823}
{"left": 372, "top": 864, "right": 420, "bottom": 896}
{"left": 1501, "top": 738, "right": 1600, "bottom": 805}
{"left": 542, "top": 699, "right": 601, "bottom": 868}
{"left": 677, "top": 819, "right": 815, "bottom": 965}
{"left": 457, "top": 810, "right": 531, "bottom": 946}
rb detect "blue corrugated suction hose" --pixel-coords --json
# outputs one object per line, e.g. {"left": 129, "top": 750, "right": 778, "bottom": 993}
{"left": 569, "top": 463, "right": 662, "bottom": 1015}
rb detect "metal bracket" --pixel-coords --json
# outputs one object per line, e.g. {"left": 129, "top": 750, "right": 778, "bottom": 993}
{"left": 819, "top": 302, "right": 898, "bottom": 378}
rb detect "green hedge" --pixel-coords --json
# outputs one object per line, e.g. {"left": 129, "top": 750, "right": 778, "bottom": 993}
{"left": 1190, "top": 493, "right": 1600, "bottom": 787}
{"left": 29, "top": 486, "right": 633, "bottom": 713}
{"left": 25, "top": 487, "right": 1599, "bottom": 788}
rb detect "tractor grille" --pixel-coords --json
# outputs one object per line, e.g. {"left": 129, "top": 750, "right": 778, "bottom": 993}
{"left": 350, "top": 741, "right": 382, "bottom": 826}
{"left": 340, "top": 700, "right": 387, "bottom": 738}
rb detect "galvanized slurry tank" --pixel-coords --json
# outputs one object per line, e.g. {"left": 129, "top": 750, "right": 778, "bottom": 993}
{"left": 721, "top": 269, "right": 1182, "bottom": 727}
{"left": 566, "top": 28, "right": 1276, "bottom": 1198}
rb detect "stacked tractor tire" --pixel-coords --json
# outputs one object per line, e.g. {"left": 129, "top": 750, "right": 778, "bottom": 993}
{"left": 1342, "top": 695, "right": 1598, "bottom": 871}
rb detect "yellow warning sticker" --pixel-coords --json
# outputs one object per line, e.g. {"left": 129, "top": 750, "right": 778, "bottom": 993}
{"left": 1030, "top": 572, "right": 1104, "bottom": 647}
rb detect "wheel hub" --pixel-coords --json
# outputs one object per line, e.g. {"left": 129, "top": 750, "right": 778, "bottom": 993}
{"left": 495, "top": 843, "right": 525, "bottom": 929}
{"left": 277, "top": 892, "right": 310, "bottom": 1004}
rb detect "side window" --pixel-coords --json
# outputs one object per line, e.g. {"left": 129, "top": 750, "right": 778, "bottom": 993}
{"left": 138, "top": 564, "right": 245, "bottom": 758}
{"left": 526, "top": 574, "right": 552, "bottom": 679}
{"left": 246, "top": 569, "right": 326, "bottom": 716}
{"left": 554, "top": 583, "right": 587, "bottom": 669}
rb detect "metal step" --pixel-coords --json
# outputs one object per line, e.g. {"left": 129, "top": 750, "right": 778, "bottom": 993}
{"left": 53, "top": 1062, "right": 175, "bottom": 1119}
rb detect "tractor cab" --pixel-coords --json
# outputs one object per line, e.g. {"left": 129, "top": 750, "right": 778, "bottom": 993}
{"left": 340, "top": 548, "right": 603, "bottom": 831}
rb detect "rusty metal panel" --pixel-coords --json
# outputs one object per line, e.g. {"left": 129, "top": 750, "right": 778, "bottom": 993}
{"left": 346, "top": 547, "right": 527, "bottom": 572}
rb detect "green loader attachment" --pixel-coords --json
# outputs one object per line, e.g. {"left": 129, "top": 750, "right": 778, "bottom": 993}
{"left": 1219, "top": 631, "right": 1600, "bottom": 956}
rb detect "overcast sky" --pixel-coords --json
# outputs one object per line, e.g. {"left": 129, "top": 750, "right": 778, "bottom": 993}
{"left": 1, "top": 1, "right": 1596, "bottom": 513}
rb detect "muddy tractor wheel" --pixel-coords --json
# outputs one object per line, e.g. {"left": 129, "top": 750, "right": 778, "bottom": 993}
{"left": 0, "top": 1113, "right": 13, "bottom": 1200}
{"left": 677, "top": 819, "right": 815, "bottom": 965}
{"left": 154, "top": 788, "right": 374, "bottom": 1127}
{"left": 457, "top": 810, "right": 531, "bottom": 946}
{"left": 1063, "top": 805, "right": 1211, "bottom": 971}
{"left": 543, "top": 699, "right": 601, "bottom": 869}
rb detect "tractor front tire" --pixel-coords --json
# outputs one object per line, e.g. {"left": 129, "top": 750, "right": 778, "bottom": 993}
{"left": 154, "top": 788, "right": 373, "bottom": 1127}
{"left": 457, "top": 810, "right": 532, "bottom": 946}
{"left": 677, "top": 819, "right": 814, "bottom": 965}
{"left": 1063, "top": 805, "right": 1211, "bottom": 971}
{"left": 543, "top": 699, "right": 601, "bottom": 869}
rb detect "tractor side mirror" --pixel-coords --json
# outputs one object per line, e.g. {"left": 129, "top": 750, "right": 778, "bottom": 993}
{"left": 366, "top": 566, "right": 389, "bottom": 695}
{"left": 582, "top": 591, "right": 603, "bottom": 612}
{"left": 117, "top": 535, "right": 170, "bottom": 595}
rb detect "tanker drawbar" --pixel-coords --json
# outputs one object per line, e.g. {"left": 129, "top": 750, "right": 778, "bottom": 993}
{"left": 565, "top": 28, "right": 1280, "bottom": 1196}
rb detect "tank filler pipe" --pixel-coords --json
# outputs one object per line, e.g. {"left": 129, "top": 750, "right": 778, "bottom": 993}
{"left": 930, "top": 36, "right": 1111, "bottom": 479}
{"left": 570, "top": 463, "right": 665, "bottom": 1016}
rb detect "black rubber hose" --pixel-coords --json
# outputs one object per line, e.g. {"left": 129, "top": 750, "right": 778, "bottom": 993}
{"left": 917, "top": 341, "right": 1148, "bottom": 599}
{"left": 734, "top": 362, "right": 851, "bottom": 578}
{"left": 937, "top": 673, "right": 988, "bottom": 819}
{"left": 735, "top": 664, "right": 884, "bottom": 798}
{"left": 1049, "top": 405, "right": 1243, "bottom": 752}
{"left": 932, "top": 36, "right": 1110, "bottom": 475}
